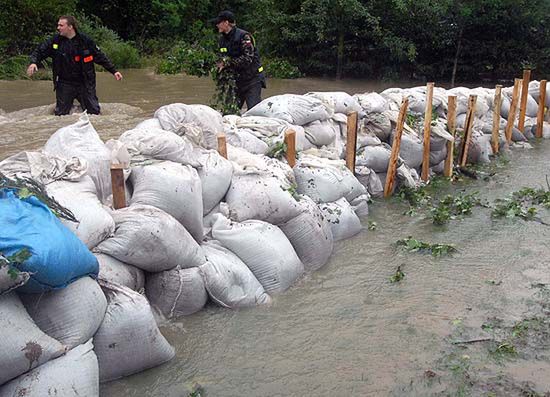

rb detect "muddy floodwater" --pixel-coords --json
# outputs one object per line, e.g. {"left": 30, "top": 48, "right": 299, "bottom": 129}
{"left": 1, "top": 70, "right": 549, "bottom": 396}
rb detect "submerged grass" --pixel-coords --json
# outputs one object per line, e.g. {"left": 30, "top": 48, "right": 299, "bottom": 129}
{"left": 396, "top": 236, "right": 457, "bottom": 257}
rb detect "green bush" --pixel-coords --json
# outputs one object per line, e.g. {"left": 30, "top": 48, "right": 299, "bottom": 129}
{"left": 0, "top": 55, "right": 51, "bottom": 80}
{"left": 263, "top": 57, "right": 302, "bottom": 79}
{"left": 156, "top": 42, "right": 216, "bottom": 77}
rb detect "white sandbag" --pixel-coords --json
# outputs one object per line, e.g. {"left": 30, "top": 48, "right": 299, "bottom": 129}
{"left": 95, "top": 253, "right": 145, "bottom": 291}
{"left": 318, "top": 198, "right": 362, "bottom": 242}
{"left": 211, "top": 216, "right": 304, "bottom": 293}
{"left": 229, "top": 115, "right": 287, "bottom": 137}
{"left": 0, "top": 340, "right": 99, "bottom": 397}
{"left": 350, "top": 193, "right": 370, "bottom": 217}
{"left": 361, "top": 111, "right": 392, "bottom": 142}
{"left": 199, "top": 241, "right": 271, "bottom": 308}
{"left": 129, "top": 161, "right": 204, "bottom": 241}
{"left": 0, "top": 293, "right": 66, "bottom": 385}
{"left": 145, "top": 267, "right": 207, "bottom": 318}
{"left": 354, "top": 92, "right": 389, "bottom": 113}
{"left": 0, "top": 151, "right": 87, "bottom": 185}
{"left": 528, "top": 80, "right": 550, "bottom": 107}
{"left": 305, "top": 91, "right": 362, "bottom": 114}
{"left": 391, "top": 131, "right": 423, "bottom": 169}
{"left": 45, "top": 176, "right": 115, "bottom": 249}
{"left": 224, "top": 127, "right": 269, "bottom": 154}
{"left": 135, "top": 117, "right": 162, "bottom": 130}
{"left": 302, "top": 119, "right": 337, "bottom": 146}
{"left": 266, "top": 125, "right": 315, "bottom": 153}
{"left": 19, "top": 277, "right": 107, "bottom": 350}
{"left": 430, "top": 146, "right": 448, "bottom": 166}
{"left": 93, "top": 281, "right": 175, "bottom": 382}
{"left": 243, "top": 94, "right": 331, "bottom": 125}
{"left": 294, "top": 154, "right": 366, "bottom": 203}
{"left": 430, "top": 119, "right": 454, "bottom": 151}
{"left": 467, "top": 132, "right": 492, "bottom": 164}
{"left": 43, "top": 114, "right": 112, "bottom": 202}
{"left": 0, "top": 264, "right": 30, "bottom": 295}
{"left": 196, "top": 149, "right": 233, "bottom": 215}
{"left": 278, "top": 195, "right": 334, "bottom": 271}
{"left": 154, "top": 103, "right": 223, "bottom": 149}
{"left": 95, "top": 204, "right": 205, "bottom": 272}
{"left": 119, "top": 127, "right": 200, "bottom": 167}
{"left": 356, "top": 144, "right": 392, "bottom": 173}
{"left": 355, "top": 166, "right": 383, "bottom": 198}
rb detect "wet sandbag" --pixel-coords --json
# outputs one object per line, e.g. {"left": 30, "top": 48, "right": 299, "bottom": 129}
{"left": 196, "top": 149, "right": 233, "bottom": 215}
{"left": 145, "top": 266, "right": 207, "bottom": 318}
{"left": 243, "top": 94, "right": 331, "bottom": 125}
{"left": 199, "top": 241, "right": 271, "bottom": 308}
{"left": 19, "top": 277, "right": 107, "bottom": 350}
{"left": 361, "top": 112, "right": 392, "bottom": 142}
{"left": 135, "top": 117, "right": 162, "bottom": 130}
{"left": 119, "top": 126, "right": 200, "bottom": 167}
{"left": 305, "top": 91, "right": 362, "bottom": 114}
{"left": 319, "top": 198, "right": 362, "bottom": 241}
{"left": 93, "top": 281, "right": 175, "bottom": 382}
{"left": 350, "top": 193, "right": 370, "bottom": 217}
{"left": 43, "top": 114, "right": 112, "bottom": 202}
{"left": 95, "top": 253, "right": 145, "bottom": 292}
{"left": 391, "top": 131, "right": 423, "bottom": 169}
{"left": 211, "top": 216, "right": 304, "bottom": 293}
{"left": 154, "top": 103, "right": 223, "bottom": 149}
{"left": 129, "top": 161, "right": 204, "bottom": 241}
{"left": 0, "top": 293, "right": 66, "bottom": 385}
{"left": 354, "top": 92, "right": 389, "bottom": 114}
{"left": 46, "top": 176, "right": 115, "bottom": 249}
{"left": 302, "top": 119, "right": 338, "bottom": 146}
{"left": 0, "top": 340, "right": 98, "bottom": 397}
{"left": 356, "top": 144, "right": 392, "bottom": 173}
{"left": 95, "top": 204, "right": 205, "bottom": 272}
{"left": 430, "top": 146, "right": 448, "bottom": 166}
{"left": 225, "top": 127, "right": 269, "bottom": 154}
{"left": 0, "top": 190, "right": 99, "bottom": 293}
{"left": 355, "top": 166, "right": 383, "bottom": 198}
{"left": 294, "top": 154, "right": 366, "bottom": 204}
{"left": 0, "top": 263, "right": 30, "bottom": 295}
{"left": 278, "top": 195, "right": 334, "bottom": 271}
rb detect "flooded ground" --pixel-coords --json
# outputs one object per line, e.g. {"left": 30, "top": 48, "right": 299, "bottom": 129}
{"left": 1, "top": 70, "right": 549, "bottom": 396}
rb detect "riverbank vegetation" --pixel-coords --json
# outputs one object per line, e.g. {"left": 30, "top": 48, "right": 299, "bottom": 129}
{"left": 2, "top": 0, "right": 550, "bottom": 82}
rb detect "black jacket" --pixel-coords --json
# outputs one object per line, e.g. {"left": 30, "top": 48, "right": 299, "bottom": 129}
{"left": 29, "top": 33, "right": 117, "bottom": 89}
{"left": 219, "top": 27, "right": 264, "bottom": 88}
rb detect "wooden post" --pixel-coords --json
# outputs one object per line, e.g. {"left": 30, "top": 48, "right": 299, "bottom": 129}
{"left": 217, "top": 134, "right": 228, "bottom": 159}
{"left": 384, "top": 98, "right": 409, "bottom": 197}
{"left": 492, "top": 85, "right": 502, "bottom": 154}
{"left": 536, "top": 80, "right": 547, "bottom": 138}
{"left": 459, "top": 95, "right": 477, "bottom": 167}
{"left": 110, "top": 164, "right": 126, "bottom": 210}
{"left": 517, "top": 69, "right": 531, "bottom": 132}
{"left": 284, "top": 129, "right": 296, "bottom": 168}
{"left": 505, "top": 78, "right": 522, "bottom": 144}
{"left": 346, "top": 111, "right": 358, "bottom": 173}
{"left": 421, "top": 82, "right": 435, "bottom": 182}
{"left": 443, "top": 95, "right": 457, "bottom": 177}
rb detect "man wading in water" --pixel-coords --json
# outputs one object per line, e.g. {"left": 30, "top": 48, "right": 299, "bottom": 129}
{"left": 211, "top": 10, "right": 266, "bottom": 110}
{"left": 27, "top": 15, "right": 123, "bottom": 116}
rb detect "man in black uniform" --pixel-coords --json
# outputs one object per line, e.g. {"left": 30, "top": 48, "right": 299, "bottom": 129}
{"left": 27, "top": 15, "right": 123, "bottom": 116}
{"left": 211, "top": 10, "right": 265, "bottom": 110}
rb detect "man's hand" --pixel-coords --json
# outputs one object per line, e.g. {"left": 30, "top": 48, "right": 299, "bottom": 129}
{"left": 216, "top": 60, "right": 225, "bottom": 72}
{"left": 114, "top": 71, "right": 123, "bottom": 81}
{"left": 27, "top": 64, "right": 38, "bottom": 77}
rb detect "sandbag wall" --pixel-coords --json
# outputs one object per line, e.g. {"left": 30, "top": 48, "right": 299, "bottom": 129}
{"left": 1, "top": 80, "right": 549, "bottom": 395}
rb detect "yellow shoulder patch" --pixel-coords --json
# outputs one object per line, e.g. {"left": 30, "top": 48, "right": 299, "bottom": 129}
{"left": 53, "top": 44, "right": 59, "bottom": 49}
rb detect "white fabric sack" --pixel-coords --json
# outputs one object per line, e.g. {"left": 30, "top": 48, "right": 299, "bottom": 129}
{"left": 361, "top": 112, "right": 392, "bottom": 142}
{"left": 94, "top": 281, "right": 175, "bottom": 382}
{"left": 354, "top": 92, "right": 389, "bottom": 114}
{"left": 95, "top": 253, "right": 145, "bottom": 291}
{"left": 243, "top": 94, "right": 331, "bottom": 125}
{"left": 294, "top": 154, "right": 366, "bottom": 204}
{"left": 0, "top": 264, "right": 30, "bottom": 295}
{"left": 119, "top": 127, "right": 200, "bottom": 167}
{"left": 19, "top": 277, "right": 107, "bottom": 350}
{"left": 196, "top": 149, "right": 234, "bottom": 215}
{"left": 318, "top": 198, "right": 362, "bottom": 242}
{"left": 0, "top": 293, "right": 66, "bottom": 385}
{"left": 278, "top": 195, "right": 334, "bottom": 271}
{"left": 305, "top": 91, "right": 362, "bottom": 114}
{"left": 46, "top": 176, "right": 115, "bottom": 249}
{"left": 43, "top": 114, "right": 112, "bottom": 202}
{"left": 95, "top": 204, "right": 205, "bottom": 272}
{"left": 356, "top": 144, "right": 392, "bottom": 173}
{"left": 224, "top": 128, "right": 269, "bottom": 154}
{"left": 390, "top": 130, "right": 423, "bottom": 169}
{"left": 302, "top": 119, "right": 338, "bottom": 146}
{"left": 528, "top": 80, "right": 550, "bottom": 107}
{"left": 129, "top": 161, "right": 204, "bottom": 241}
{"left": 154, "top": 103, "right": 223, "bottom": 149}
{"left": 350, "top": 193, "right": 370, "bottom": 217}
{"left": 355, "top": 166, "right": 384, "bottom": 198}
{"left": 0, "top": 151, "right": 87, "bottom": 185}
{"left": 232, "top": 115, "right": 291, "bottom": 137}
{"left": 134, "top": 117, "right": 162, "bottom": 130}
{"left": 0, "top": 340, "right": 99, "bottom": 397}
{"left": 211, "top": 216, "right": 304, "bottom": 293}
{"left": 199, "top": 241, "right": 271, "bottom": 308}
{"left": 145, "top": 267, "right": 207, "bottom": 318}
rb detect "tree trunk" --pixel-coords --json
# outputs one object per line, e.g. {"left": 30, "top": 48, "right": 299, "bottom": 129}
{"left": 451, "top": 26, "right": 464, "bottom": 88}
{"left": 336, "top": 30, "right": 344, "bottom": 80}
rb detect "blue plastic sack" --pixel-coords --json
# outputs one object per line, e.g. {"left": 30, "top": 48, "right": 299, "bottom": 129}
{"left": 0, "top": 189, "right": 99, "bottom": 293}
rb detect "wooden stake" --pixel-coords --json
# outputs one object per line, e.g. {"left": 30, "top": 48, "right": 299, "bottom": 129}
{"left": 284, "top": 129, "right": 296, "bottom": 168}
{"left": 492, "top": 85, "right": 502, "bottom": 154}
{"left": 110, "top": 164, "right": 126, "bottom": 210}
{"left": 217, "top": 134, "right": 228, "bottom": 159}
{"left": 443, "top": 95, "right": 457, "bottom": 177}
{"left": 517, "top": 69, "right": 531, "bottom": 132}
{"left": 459, "top": 95, "right": 477, "bottom": 167}
{"left": 536, "top": 80, "right": 547, "bottom": 138}
{"left": 346, "top": 111, "right": 358, "bottom": 173}
{"left": 421, "top": 82, "right": 435, "bottom": 182}
{"left": 384, "top": 98, "right": 409, "bottom": 197}
{"left": 505, "top": 78, "right": 522, "bottom": 144}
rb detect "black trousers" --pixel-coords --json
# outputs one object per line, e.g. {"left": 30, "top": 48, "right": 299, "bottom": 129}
{"left": 55, "top": 81, "right": 100, "bottom": 116}
{"left": 237, "top": 79, "right": 263, "bottom": 111}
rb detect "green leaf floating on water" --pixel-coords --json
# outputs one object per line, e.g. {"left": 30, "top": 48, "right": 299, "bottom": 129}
{"left": 396, "top": 237, "right": 457, "bottom": 257}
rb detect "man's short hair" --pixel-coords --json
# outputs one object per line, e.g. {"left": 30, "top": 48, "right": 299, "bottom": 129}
{"left": 59, "top": 15, "right": 78, "bottom": 32}
{"left": 210, "top": 10, "right": 235, "bottom": 25}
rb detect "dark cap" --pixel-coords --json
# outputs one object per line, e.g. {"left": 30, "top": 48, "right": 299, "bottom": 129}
{"left": 209, "top": 10, "right": 235, "bottom": 25}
